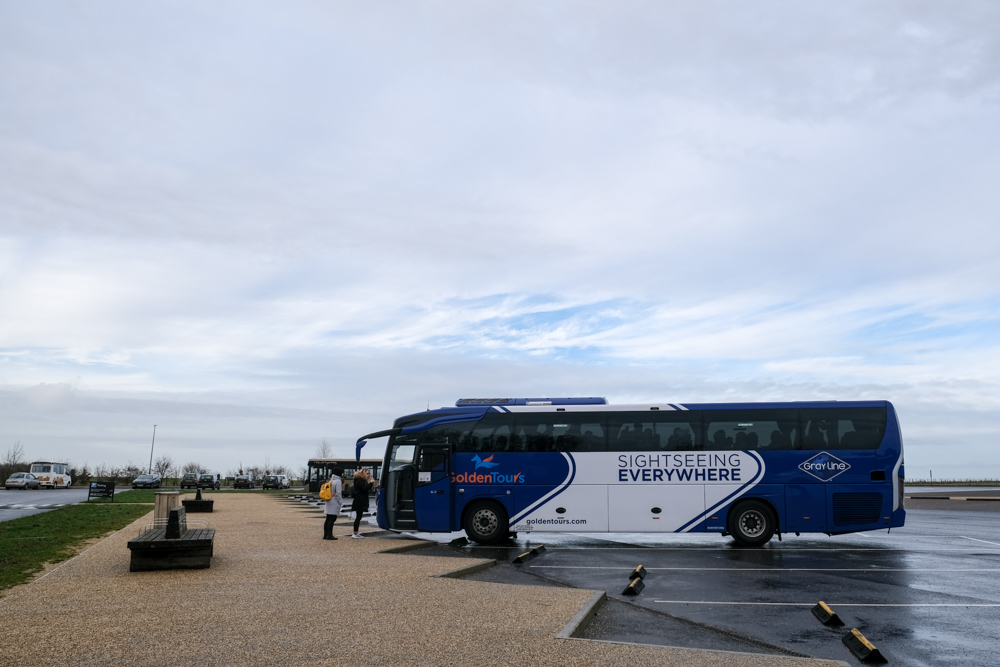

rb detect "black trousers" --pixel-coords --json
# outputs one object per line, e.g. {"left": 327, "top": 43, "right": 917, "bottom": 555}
{"left": 353, "top": 510, "right": 363, "bottom": 533}
{"left": 323, "top": 514, "right": 338, "bottom": 538}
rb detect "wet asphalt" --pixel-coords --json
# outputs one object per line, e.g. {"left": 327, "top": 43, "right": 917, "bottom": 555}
{"left": 403, "top": 503, "right": 1000, "bottom": 667}
{"left": 0, "top": 487, "right": 92, "bottom": 521}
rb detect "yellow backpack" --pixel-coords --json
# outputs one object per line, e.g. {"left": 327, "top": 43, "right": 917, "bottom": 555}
{"left": 319, "top": 480, "right": 333, "bottom": 501}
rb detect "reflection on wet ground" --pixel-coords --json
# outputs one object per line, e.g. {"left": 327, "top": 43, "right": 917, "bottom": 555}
{"left": 399, "top": 510, "right": 1000, "bottom": 666}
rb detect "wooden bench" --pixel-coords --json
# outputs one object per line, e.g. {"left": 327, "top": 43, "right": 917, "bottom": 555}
{"left": 127, "top": 506, "right": 215, "bottom": 572}
{"left": 181, "top": 487, "right": 214, "bottom": 513}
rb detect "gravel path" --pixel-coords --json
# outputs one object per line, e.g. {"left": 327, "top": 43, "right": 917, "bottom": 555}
{"left": 0, "top": 495, "right": 847, "bottom": 666}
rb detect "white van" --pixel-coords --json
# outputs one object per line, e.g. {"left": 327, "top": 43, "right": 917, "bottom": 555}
{"left": 29, "top": 461, "right": 72, "bottom": 489}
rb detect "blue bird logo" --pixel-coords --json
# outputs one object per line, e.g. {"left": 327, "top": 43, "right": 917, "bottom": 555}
{"left": 472, "top": 454, "right": 500, "bottom": 470}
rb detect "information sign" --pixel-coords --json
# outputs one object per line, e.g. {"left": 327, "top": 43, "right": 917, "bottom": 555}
{"left": 88, "top": 481, "right": 115, "bottom": 500}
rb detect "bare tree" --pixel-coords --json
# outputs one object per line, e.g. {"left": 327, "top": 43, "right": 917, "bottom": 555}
{"left": 122, "top": 462, "right": 143, "bottom": 480}
{"left": 153, "top": 456, "right": 175, "bottom": 481}
{"left": 315, "top": 440, "right": 333, "bottom": 458}
{"left": 2, "top": 441, "right": 25, "bottom": 466}
{"left": 181, "top": 461, "right": 205, "bottom": 474}
{"left": 1, "top": 441, "right": 28, "bottom": 480}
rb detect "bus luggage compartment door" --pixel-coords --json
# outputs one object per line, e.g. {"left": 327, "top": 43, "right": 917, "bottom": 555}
{"left": 414, "top": 445, "right": 453, "bottom": 532}
{"left": 784, "top": 484, "right": 827, "bottom": 534}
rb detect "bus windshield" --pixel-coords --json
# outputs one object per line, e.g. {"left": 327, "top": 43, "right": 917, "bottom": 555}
{"left": 388, "top": 445, "right": 415, "bottom": 470}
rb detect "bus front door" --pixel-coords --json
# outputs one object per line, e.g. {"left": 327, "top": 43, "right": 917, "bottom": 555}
{"left": 414, "top": 445, "right": 452, "bottom": 532}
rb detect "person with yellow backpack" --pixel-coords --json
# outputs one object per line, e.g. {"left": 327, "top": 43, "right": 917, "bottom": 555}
{"left": 321, "top": 467, "right": 344, "bottom": 540}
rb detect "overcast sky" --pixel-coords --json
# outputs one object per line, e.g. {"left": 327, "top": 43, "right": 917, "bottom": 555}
{"left": 1, "top": 1, "right": 998, "bottom": 479}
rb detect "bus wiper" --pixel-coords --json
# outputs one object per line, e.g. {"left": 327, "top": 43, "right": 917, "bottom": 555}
{"left": 355, "top": 428, "right": 400, "bottom": 461}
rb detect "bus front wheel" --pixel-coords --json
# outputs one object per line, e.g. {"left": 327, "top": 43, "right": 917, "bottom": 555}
{"left": 728, "top": 500, "right": 776, "bottom": 547}
{"left": 464, "top": 501, "right": 509, "bottom": 544}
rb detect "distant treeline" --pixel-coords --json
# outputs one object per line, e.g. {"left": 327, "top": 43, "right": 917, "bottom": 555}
{"left": 2, "top": 443, "right": 301, "bottom": 487}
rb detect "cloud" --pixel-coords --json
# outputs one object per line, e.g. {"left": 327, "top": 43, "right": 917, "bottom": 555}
{"left": 1, "top": 1, "right": 998, "bottom": 477}
{"left": 20, "top": 382, "right": 77, "bottom": 413}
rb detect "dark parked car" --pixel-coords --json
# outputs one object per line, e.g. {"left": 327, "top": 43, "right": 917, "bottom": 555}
{"left": 233, "top": 474, "right": 254, "bottom": 489}
{"left": 180, "top": 473, "right": 199, "bottom": 489}
{"left": 261, "top": 475, "right": 282, "bottom": 489}
{"left": 5, "top": 472, "right": 40, "bottom": 490}
{"left": 198, "top": 474, "right": 220, "bottom": 490}
{"left": 132, "top": 474, "right": 161, "bottom": 489}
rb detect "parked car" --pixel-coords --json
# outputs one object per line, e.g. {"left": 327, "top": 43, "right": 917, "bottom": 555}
{"left": 198, "top": 474, "right": 220, "bottom": 490}
{"left": 132, "top": 474, "right": 161, "bottom": 489}
{"left": 180, "top": 473, "right": 199, "bottom": 489}
{"left": 233, "top": 474, "right": 254, "bottom": 489}
{"left": 5, "top": 472, "right": 40, "bottom": 490}
{"left": 261, "top": 474, "right": 291, "bottom": 489}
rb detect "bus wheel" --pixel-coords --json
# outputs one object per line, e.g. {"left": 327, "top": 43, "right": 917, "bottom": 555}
{"left": 728, "top": 500, "right": 776, "bottom": 547}
{"left": 464, "top": 501, "right": 508, "bottom": 544}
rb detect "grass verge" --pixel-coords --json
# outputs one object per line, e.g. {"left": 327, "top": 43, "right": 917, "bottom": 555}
{"left": 85, "top": 488, "right": 160, "bottom": 503}
{"left": 85, "top": 488, "right": 296, "bottom": 503}
{"left": 0, "top": 503, "right": 152, "bottom": 593}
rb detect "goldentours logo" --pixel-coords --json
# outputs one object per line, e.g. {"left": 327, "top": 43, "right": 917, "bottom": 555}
{"left": 451, "top": 454, "right": 524, "bottom": 484}
{"left": 799, "top": 452, "right": 850, "bottom": 481}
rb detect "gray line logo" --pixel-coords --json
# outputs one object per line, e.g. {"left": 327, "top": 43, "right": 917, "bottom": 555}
{"left": 799, "top": 452, "right": 850, "bottom": 481}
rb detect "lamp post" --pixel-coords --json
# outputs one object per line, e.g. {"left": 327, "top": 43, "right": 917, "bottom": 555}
{"left": 148, "top": 425, "right": 157, "bottom": 474}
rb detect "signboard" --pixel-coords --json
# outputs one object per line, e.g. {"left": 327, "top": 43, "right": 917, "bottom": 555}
{"left": 88, "top": 481, "right": 115, "bottom": 500}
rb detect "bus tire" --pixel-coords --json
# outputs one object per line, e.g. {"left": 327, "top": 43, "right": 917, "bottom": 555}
{"left": 463, "top": 501, "right": 509, "bottom": 544}
{"left": 728, "top": 500, "right": 776, "bottom": 547}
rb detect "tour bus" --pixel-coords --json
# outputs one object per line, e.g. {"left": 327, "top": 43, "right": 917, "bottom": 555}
{"left": 306, "top": 458, "right": 382, "bottom": 496}
{"left": 360, "top": 398, "right": 906, "bottom": 547}
{"left": 29, "top": 461, "right": 72, "bottom": 489}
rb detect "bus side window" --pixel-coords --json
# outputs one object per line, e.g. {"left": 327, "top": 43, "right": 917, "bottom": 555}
{"left": 768, "top": 430, "right": 793, "bottom": 449}
{"left": 577, "top": 421, "right": 606, "bottom": 451}
{"left": 418, "top": 451, "right": 447, "bottom": 472}
{"left": 709, "top": 429, "right": 735, "bottom": 450}
{"left": 666, "top": 427, "right": 696, "bottom": 450}
{"left": 801, "top": 407, "right": 886, "bottom": 449}
{"left": 530, "top": 424, "right": 555, "bottom": 452}
{"left": 704, "top": 409, "right": 799, "bottom": 451}
{"left": 469, "top": 414, "right": 512, "bottom": 453}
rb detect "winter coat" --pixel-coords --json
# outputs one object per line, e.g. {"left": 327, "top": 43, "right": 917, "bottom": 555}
{"left": 351, "top": 477, "right": 370, "bottom": 513}
{"left": 324, "top": 477, "right": 343, "bottom": 515}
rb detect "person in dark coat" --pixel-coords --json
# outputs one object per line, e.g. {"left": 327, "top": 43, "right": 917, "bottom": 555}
{"left": 350, "top": 468, "right": 372, "bottom": 538}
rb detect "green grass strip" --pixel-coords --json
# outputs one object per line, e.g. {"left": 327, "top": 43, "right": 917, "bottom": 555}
{"left": 83, "top": 488, "right": 295, "bottom": 505}
{"left": 0, "top": 503, "right": 152, "bottom": 593}
{"left": 85, "top": 488, "right": 159, "bottom": 503}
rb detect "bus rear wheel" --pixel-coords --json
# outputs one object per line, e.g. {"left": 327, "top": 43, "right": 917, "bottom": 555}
{"left": 728, "top": 500, "right": 776, "bottom": 547}
{"left": 464, "top": 501, "right": 508, "bottom": 544}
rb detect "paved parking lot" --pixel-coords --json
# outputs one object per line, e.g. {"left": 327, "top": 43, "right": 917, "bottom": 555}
{"left": 4, "top": 494, "right": 841, "bottom": 667}
{"left": 0, "top": 488, "right": 91, "bottom": 521}
{"left": 412, "top": 504, "right": 999, "bottom": 666}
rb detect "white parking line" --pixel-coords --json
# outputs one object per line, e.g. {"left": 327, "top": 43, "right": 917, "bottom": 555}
{"left": 653, "top": 601, "right": 1000, "bottom": 607}
{"left": 961, "top": 536, "right": 1000, "bottom": 548}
